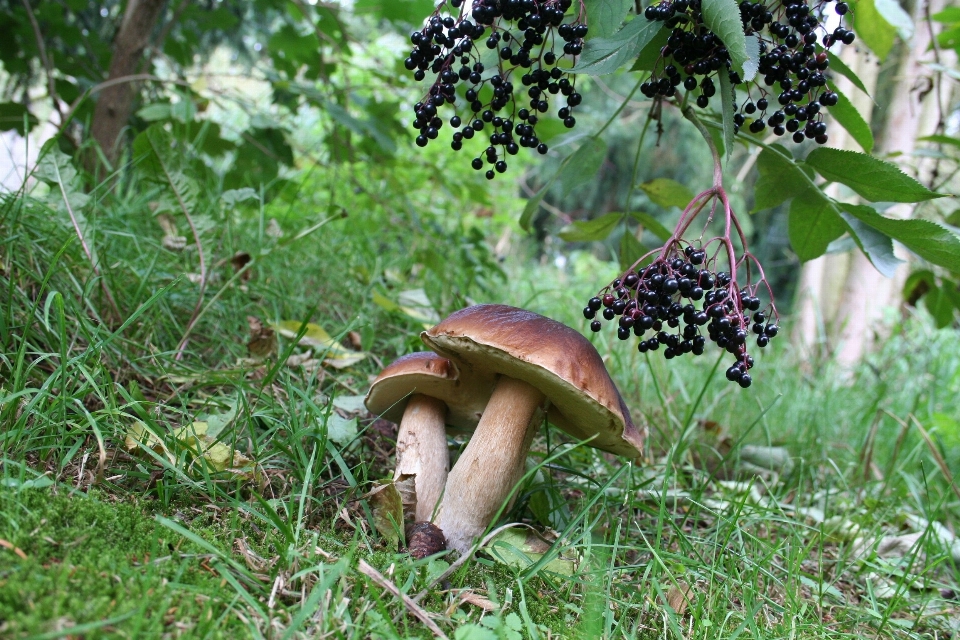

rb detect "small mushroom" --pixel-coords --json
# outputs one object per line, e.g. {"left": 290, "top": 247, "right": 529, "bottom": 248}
{"left": 421, "top": 304, "right": 645, "bottom": 554}
{"left": 364, "top": 352, "right": 494, "bottom": 522}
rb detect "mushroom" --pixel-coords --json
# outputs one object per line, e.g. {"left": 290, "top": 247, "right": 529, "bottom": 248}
{"left": 421, "top": 304, "right": 645, "bottom": 554}
{"left": 364, "top": 352, "right": 494, "bottom": 522}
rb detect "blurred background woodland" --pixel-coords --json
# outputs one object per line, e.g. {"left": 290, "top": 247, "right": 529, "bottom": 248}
{"left": 1, "top": 0, "right": 960, "bottom": 637}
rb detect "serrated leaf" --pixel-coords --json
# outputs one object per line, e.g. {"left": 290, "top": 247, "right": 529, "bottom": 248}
{"left": 840, "top": 203, "right": 960, "bottom": 273}
{"left": 804, "top": 148, "right": 944, "bottom": 203}
{"left": 702, "top": 0, "right": 748, "bottom": 77}
{"left": 640, "top": 178, "right": 694, "bottom": 209}
{"left": 826, "top": 51, "right": 871, "bottom": 96}
{"left": 619, "top": 229, "right": 646, "bottom": 271}
{"left": 851, "top": 0, "right": 897, "bottom": 61}
{"left": 753, "top": 146, "right": 808, "bottom": 211}
{"left": 839, "top": 213, "right": 903, "bottom": 277}
{"left": 630, "top": 212, "right": 672, "bottom": 240}
{"left": 585, "top": 0, "right": 633, "bottom": 39}
{"left": 558, "top": 138, "right": 608, "bottom": 197}
{"left": 717, "top": 71, "right": 736, "bottom": 160}
{"left": 221, "top": 188, "right": 258, "bottom": 207}
{"left": 559, "top": 212, "right": 623, "bottom": 242}
{"left": 789, "top": 191, "right": 846, "bottom": 261}
{"left": 571, "top": 17, "right": 664, "bottom": 75}
{"left": 825, "top": 84, "right": 874, "bottom": 153}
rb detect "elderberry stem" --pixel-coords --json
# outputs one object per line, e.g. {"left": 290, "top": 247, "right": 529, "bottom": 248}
{"left": 678, "top": 97, "right": 723, "bottom": 189}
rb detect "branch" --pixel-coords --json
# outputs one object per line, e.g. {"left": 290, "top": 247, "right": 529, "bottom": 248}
{"left": 21, "top": 0, "right": 65, "bottom": 124}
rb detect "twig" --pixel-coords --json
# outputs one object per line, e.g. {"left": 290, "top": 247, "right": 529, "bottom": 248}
{"left": 357, "top": 559, "right": 449, "bottom": 640}
{"left": 21, "top": 0, "right": 65, "bottom": 125}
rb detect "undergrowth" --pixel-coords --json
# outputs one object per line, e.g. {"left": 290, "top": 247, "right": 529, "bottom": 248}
{"left": 2, "top": 151, "right": 960, "bottom": 639}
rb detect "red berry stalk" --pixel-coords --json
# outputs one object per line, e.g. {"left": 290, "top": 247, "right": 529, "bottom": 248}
{"left": 584, "top": 104, "right": 780, "bottom": 387}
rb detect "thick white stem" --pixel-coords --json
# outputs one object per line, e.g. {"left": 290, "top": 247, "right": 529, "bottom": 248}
{"left": 395, "top": 394, "right": 449, "bottom": 522}
{"left": 433, "top": 376, "right": 546, "bottom": 554}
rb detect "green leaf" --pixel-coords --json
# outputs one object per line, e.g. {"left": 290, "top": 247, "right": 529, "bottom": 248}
{"left": 924, "top": 284, "right": 956, "bottom": 328}
{"left": 826, "top": 51, "right": 871, "bottom": 96}
{"left": 630, "top": 212, "right": 673, "bottom": 240}
{"left": 874, "top": 0, "right": 913, "bottom": 41}
{"left": 585, "top": 0, "right": 633, "bottom": 39}
{"left": 825, "top": 84, "right": 874, "bottom": 153}
{"left": 640, "top": 178, "right": 694, "bottom": 209}
{"left": 840, "top": 203, "right": 960, "bottom": 273}
{"left": 932, "top": 7, "right": 960, "bottom": 22}
{"left": 851, "top": 0, "right": 897, "bottom": 61}
{"left": 702, "top": 0, "right": 748, "bottom": 77}
{"left": 520, "top": 186, "right": 547, "bottom": 231}
{"left": 559, "top": 212, "right": 623, "bottom": 242}
{"left": 804, "top": 148, "right": 944, "bottom": 203}
{"left": 753, "top": 146, "right": 808, "bottom": 211}
{"left": 134, "top": 125, "right": 201, "bottom": 216}
{"left": 717, "top": 70, "right": 736, "bottom": 160}
{"left": 789, "top": 191, "right": 847, "bottom": 261}
{"left": 630, "top": 27, "right": 670, "bottom": 71}
{"left": 838, "top": 213, "right": 903, "bottom": 277}
{"left": 484, "top": 527, "right": 577, "bottom": 576}
{"left": 620, "top": 228, "right": 646, "bottom": 271}
{"left": 920, "top": 134, "right": 960, "bottom": 150}
{"left": 558, "top": 137, "right": 608, "bottom": 196}
{"left": 0, "top": 102, "right": 38, "bottom": 135}
{"left": 572, "top": 17, "right": 664, "bottom": 75}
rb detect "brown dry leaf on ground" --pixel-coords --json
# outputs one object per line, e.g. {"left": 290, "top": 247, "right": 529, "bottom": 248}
{"left": 272, "top": 320, "right": 367, "bottom": 368}
{"left": 246, "top": 316, "right": 278, "bottom": 359}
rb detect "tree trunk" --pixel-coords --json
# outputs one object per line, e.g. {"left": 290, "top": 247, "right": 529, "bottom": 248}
{"left": 793, "top": 45, "right": 880, "bottom": 355}
{"left": 832, "top": 0, "right": 954, "bottom": 367}
{"left": 88, "top": 0, "right": 166, "bottom": 171}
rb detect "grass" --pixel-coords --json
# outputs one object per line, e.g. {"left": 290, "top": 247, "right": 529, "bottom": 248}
{"left": 3, "top": 150, "right": 960, "bottom": 639}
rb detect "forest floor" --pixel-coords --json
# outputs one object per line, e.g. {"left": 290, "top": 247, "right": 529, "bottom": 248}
{"left": 3, "top": 183, "right": 960, "bottom": 640}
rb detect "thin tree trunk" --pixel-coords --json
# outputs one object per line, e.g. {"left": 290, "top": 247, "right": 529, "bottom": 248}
{"left": 833, "top": 0, "right": 953, "bottom": 366}
{"left": 88, "top": 0, "right": 165, "bottom": 172}
{"left": 793, "top": 45, "right": 879, "bottom": 354}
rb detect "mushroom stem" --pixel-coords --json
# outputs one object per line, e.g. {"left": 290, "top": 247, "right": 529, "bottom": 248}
{"left": 433, "top": 376, "right": 546, "bottom": 554}
{"left": 395, "top": 394, "right": 450, "bottom": 522}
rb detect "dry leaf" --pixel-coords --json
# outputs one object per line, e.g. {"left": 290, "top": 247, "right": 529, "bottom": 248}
{"left": 347, "top": 330, "right": 362, "bottom": 350}
{"left": 246, "top": 316, "right": 277, "bottom": 359}
{"left": 460, "top": 591, "right": 498, "bottom": 611}
{"left": 665, "top": 582, "right": 694, "bottom": 615}
{"left": 394, "top": 473, "right": 418, "bottom": 524}
{"left": 265, "top": 218, "right": 283, "bottom": 238}
{"left": 231, "top": 252, "right": 253, "bottom": 281}
{"left": 124, "top": 420, "right": 258, "bottom": 481}
{"left": 272, "top": 320, "right": 368, "bottom": 368}
{"left": 363, "top": 481, "right": 405, "bottom": 551}
{"left": 156, "top": 213, "right": 187, "bottom": 251}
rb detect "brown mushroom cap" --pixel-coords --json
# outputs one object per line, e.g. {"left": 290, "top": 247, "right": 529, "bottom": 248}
{"left": 420, "top": 304, "right": 644, "bottom": 459}
{"left": 364, "top": 351, "right": 494, "bottom": 431}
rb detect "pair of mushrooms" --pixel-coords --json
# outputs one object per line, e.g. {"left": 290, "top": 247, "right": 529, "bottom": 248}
{"left": 364, "top": 304, "right": 645, "bottom": 555}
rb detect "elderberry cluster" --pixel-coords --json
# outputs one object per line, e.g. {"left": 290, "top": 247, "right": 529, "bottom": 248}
{"left": 404, "top": 0, "right": 587, "bottom": 178}
{"left": 642, "top": 0, "right": 855, "bottom": 145}
{"left": 583, "top": 245, "right": 779, "bottom": 387}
